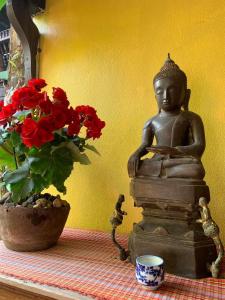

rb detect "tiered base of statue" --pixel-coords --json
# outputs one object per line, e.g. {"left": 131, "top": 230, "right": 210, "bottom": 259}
{"left": 128, "top": 178, "right": 217, "bottom": 279}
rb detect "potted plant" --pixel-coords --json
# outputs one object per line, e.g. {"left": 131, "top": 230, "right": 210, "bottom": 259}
{"left": 0, "top": 78, "right": 105, "bottom": 251}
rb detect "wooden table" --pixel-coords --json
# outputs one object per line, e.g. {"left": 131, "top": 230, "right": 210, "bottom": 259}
{"left": 0, "top": 274, "right": 92, "bottom": 300}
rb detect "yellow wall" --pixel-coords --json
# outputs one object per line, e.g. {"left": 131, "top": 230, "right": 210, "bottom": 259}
{"left": 35, "top": 0, "right": 225, "bottom": 241}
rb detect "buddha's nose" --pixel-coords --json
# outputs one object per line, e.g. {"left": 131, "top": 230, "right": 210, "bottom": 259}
{"left": 163, "top": 90, "right": 169, "bottom": 101}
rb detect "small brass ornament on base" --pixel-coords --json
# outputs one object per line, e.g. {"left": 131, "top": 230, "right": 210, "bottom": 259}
{"left": 110, "top": 194, "right": 129, "bottom": 261}
{"left": 197, "top": 197, "right": 224, "bottom": 278}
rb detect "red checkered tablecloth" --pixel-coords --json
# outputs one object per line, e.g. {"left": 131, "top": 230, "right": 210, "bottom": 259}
{"left": 0, "top": 228, "right": 224, "bottom": 300}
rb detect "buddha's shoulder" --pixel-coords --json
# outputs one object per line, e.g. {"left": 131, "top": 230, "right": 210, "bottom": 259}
{"left": 143, "top": 114, "right": 158, "bottom": 129}
{"left": 181, "top": 110, "right": 203, "bottom": 122}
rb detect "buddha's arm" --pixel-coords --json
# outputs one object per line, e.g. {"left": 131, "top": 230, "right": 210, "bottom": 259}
{"left": 176, "top": 114, "right": 205, "bottom": 158}
{"left": 136, "top": 121, "right": 154, "bottom": 156}
{"left": 128, "top": 120, "right": 154, "bottom": 177}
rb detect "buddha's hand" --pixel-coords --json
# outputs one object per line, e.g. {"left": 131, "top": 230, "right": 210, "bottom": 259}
{"left": 128, "top": 153, "right": 140, "bottom": 177}
{"left": 146, "top": 146, "right": 182, "bottom": 156}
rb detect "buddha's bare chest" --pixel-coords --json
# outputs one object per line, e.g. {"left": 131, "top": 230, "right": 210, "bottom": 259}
{"left": 152, "top": 115, "right": 190, "bottom": 147}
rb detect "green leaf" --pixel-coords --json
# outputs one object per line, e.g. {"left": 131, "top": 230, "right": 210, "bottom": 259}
{"left": 29, "top": 146, "right": 74, "bottom": 194}
{"left": 28, "top": 156, "right": 48, "bottom": 176}
{"left": 31, "top": 174, "right": 49, "bottom": 193}
{"left": 76, "top": 152, "right": 91, "bottom": 165}
{"left": 0, "top": 148, "right": 15, "bottom": 169}
{"left": 51, "top": 141, "right": 91, "bottom": 165}
{"left": 10, "top": 178, "right": 34, "bottom": 203}
{"left": 0, "top": 0, "right": 6, "bottom": 11}
{"left": 10, "top": 131, "right": 22, "bottom": 147}
{"left": 3, "top": 162, "right": 29, "bottom": 184}
{"left": 84, "top": 144, "right": 101, "bottom": 156}
{"left": 28, "top": 147, "right": 39, "bottom": 156}
{"left": 51, "top": 147, "right": 74, "bottom": 193}
{"left": 64, "top": 142, "right": 91, "bottom": 165}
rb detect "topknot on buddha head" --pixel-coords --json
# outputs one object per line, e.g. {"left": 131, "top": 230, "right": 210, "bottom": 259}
{"left": 153, "top": 54, "right": 187, "bottom": 88}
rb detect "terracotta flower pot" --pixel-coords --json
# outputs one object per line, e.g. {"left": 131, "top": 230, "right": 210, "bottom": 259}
{"left": 0, "top": 205, "right": 70, "bottom": 251}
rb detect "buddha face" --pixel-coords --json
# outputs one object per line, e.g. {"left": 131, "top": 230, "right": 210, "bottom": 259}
{"left": 154, "top": 77, "right": 186, "bottom": 112}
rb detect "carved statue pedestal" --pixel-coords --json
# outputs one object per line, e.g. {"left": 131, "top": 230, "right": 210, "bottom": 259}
{"left": 129, "top": 178, "right": 217, "bottom": 278}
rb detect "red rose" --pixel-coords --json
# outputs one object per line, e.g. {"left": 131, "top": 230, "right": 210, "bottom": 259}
{"left": 38, "top": 116, "right": 55, "bottom": 132}
{"left": 12, "top": 86, "right": 43, "bottom": 110}
{"left": 21, "top": 118, "right": 54, "bottom": 148}
{"left": 65, "top": 107, "right": 75, "bottom": 124}
{"left": 67, "top": 122, "right": 80, "bottom": 136}
{"left": 75, "top": 105, "right": 96, "bottom": 115}
{"left": 86, "top": 128, "right": 101, "bottom": 139}
{"left": 0, "top": 104, "right": 16, "bottom": 125}
{"left": 86, "top": 117, "right": 105, "bottom": 139}
{"left": 50, "top": 105, "right": 68, "bottom": 130}
{"left": 39, "top": 92, "right": 53, "bottom": 114}
{"left": 52, "top": 87, "right": 69, "bottom": 108}
{"left": 28, "top": 78, "right": 47, "bottom": 91}
{"left": 66, "top": 109, "right": 80, "bottom": 136}
{"left": 75, "top": 105, "right": 97, "bottom": 123}
{"left": 74, "top": 105, "right": 105, "bottom": 139}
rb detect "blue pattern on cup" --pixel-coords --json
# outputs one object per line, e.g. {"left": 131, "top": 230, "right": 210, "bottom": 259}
{"left": 136, "top": 255, "right": 164, "bottom": 290}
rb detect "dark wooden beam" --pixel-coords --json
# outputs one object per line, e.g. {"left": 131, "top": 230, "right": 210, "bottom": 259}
{"left": 29, "top": 0, "right": 46, "bottom": 16}
{"left": 6, "top": 0, "right": 45, "bottom": 82}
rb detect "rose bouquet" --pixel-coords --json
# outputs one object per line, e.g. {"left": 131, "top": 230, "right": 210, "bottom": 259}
{"left": 0, "top": 78, "right": 105, "bottom": 205}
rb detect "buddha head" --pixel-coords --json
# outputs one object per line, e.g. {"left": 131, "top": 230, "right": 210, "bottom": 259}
{"left": 153, "top": 54, "right": 190, "bottom": 112}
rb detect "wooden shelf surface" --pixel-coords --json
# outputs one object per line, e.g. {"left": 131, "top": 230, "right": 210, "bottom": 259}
{"left": 0, "top": 274, "right": 92, "bottom": 300}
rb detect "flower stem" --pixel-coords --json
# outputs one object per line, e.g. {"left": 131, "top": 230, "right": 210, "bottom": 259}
{"left": 12, "top": 147, "right": 18, "bottom": 169}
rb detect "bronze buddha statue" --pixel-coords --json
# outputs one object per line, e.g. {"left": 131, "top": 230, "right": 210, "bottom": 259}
{"left": 128, "top": 54, "right": 205, "bottom": 180}
{"left": 127, "top": 55, "right": 217, "bottom": 278}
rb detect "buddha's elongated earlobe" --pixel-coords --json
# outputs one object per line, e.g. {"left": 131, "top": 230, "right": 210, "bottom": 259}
{"left": 183, "top": 89, "right": 191, "bottom": 111}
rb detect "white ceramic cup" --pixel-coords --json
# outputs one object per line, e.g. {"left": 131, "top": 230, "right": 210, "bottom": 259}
{"left": 136, "top": 255, "right": 164, "bottom": 290}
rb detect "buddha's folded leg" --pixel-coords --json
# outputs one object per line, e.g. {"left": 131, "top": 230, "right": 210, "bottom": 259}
{"left": 165, "top": 163, "right": 205, "bottom": 179}
{"left": 137, "top": 159, "right": 162, "bottom": 177}
{"left": 163, "top": 157, "right": 199, "bottom": 167}
{"left": 136, "top": 158, "right": 205, "bottom": 179}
